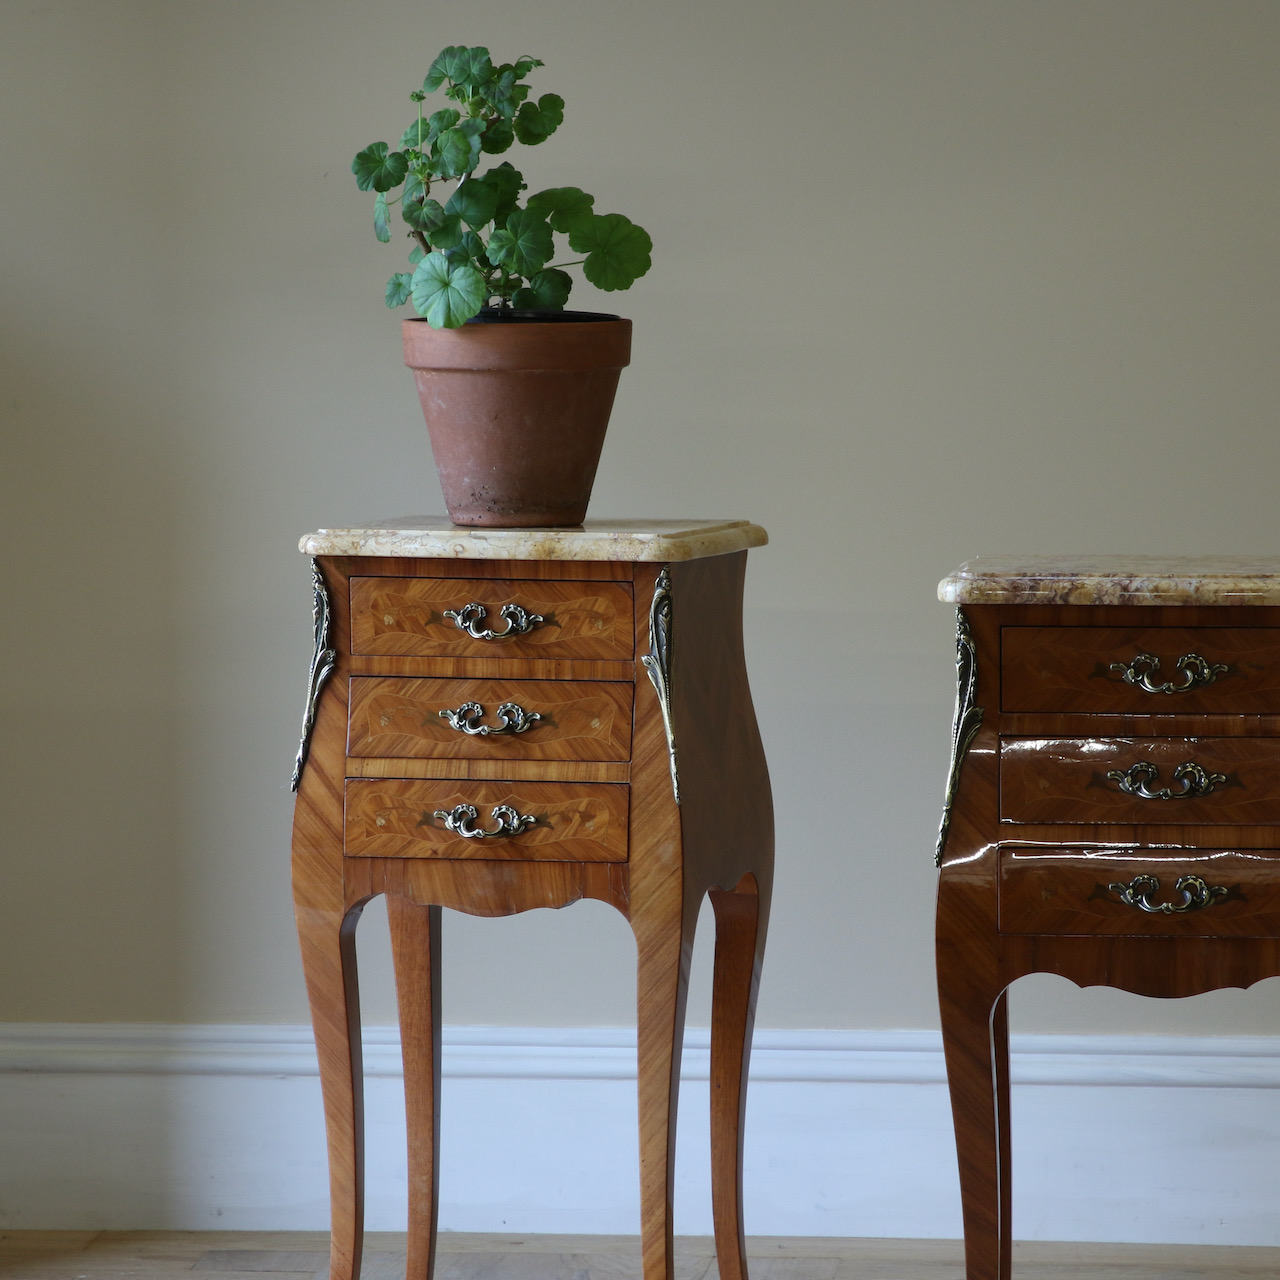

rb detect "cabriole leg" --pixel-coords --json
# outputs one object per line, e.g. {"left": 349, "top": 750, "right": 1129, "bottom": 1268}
{"left": 296, "top": 902, "right": 366, "bottom": 1280}
{"left": 388, "top": 896, "right": 443, "bottom": 1280}
{"left": 708, "top": 874, "right": 766, "bottom": 1280}
{"left": 938, "top": 966, "right": 1009, "bottom": 1280}
{"left": 633, "top": 889, "right": 699, "bottom": 1280}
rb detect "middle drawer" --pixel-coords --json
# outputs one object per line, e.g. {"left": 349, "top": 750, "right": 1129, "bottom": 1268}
{"left": 349, "top": 677, "right": 634, "bottom": 761}
{"left": 1000, "top": 736, "right": 1280, "bottom": 824}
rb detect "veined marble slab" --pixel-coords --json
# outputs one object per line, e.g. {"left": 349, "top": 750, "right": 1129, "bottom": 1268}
{"left": 300, "top": 517, "right": 767, "bottom": 562}
{"left": 940, "top": 556, "right": 1280, "bottom": 606}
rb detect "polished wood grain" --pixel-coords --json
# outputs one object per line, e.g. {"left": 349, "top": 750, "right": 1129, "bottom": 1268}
{"left": 348, "top": 677, "right": 633, "bottom": 761}
{"left": 350, "top": 577, "right": 634, "bottom": 660}
{"left": 663, "top": 554, "right": 774, "bottom": 1280}
{"left": 386, "top": 897, "right": 441, "bottom": 1280}
{"left": 1001, "top": 626, "right": 1280, "bottom": 714}
{"left": 291, "top": 558, "right": 369, "bottom": 1280}
{"left": 346, "top": 758, "right": 631, "bottom": 783}
{"left": 937, "top": 601, "right": 1280, "bottom": 1280}
{"left": 293, "top": 549, "right": 771, "bottom": 1280}
{"left": 999, "top": 736, "right": 1280, "bottom": 825}
{"left": 344, "top": 779, "right": 630, "bottom": 862}
{"left": 998, "top": 846, "right": 1280, "bottom": 937}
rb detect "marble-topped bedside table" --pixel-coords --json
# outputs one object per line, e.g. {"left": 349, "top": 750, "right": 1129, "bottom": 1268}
{"left": 290, "top": 518, "right": 772, "bottom": 1280}
{"left": 935, "top": 556, "right": 1280, "bottom": 1280}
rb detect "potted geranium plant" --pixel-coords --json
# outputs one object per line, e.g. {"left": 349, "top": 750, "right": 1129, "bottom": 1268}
{"left": 353, "top": 46, "right": 652, "bottom": 527}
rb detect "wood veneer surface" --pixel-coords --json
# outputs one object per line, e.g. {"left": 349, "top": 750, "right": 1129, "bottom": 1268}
{"left": 938, "top": 600, "right": 1280, "bottom": 1280}
{"left": 1001, "top": 626, "right": 1280, "bottom": 714}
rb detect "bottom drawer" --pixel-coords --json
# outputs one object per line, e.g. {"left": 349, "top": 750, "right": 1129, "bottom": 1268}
{"left": 999, "top": 846, "right": 1280, "bottom": 938}
{"left": 344, "top": 779, "right": 628, "bottom": 861}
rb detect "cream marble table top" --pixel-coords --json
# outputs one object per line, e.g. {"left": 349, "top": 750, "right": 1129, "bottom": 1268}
{"left": 939, "top": 556, "right": 1280, "bottom": 606}
{"left": 300, "top": 517, "right": 767, "bottom": 562}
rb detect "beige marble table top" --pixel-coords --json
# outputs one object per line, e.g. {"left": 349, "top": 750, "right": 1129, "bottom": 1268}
{"left": 300, "top": 517, "right": 767, "bottom": 562}
{"left": 939, "top": 556, "right": 1280, "bottom": 606}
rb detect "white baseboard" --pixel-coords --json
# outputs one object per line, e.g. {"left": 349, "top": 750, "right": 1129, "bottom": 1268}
{"left": 4, "top": 1024, "right": 1280, "bottom": 1244}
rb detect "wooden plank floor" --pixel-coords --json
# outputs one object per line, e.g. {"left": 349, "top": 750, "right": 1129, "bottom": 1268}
{"left": 4, "top": 1232, "right": 1280, "bottom": 1280}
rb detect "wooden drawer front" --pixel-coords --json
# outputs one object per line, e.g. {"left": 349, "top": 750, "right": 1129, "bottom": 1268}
{"left": 351, "top": 577, "right": 633, "bottom": 660}
{"left": 1000, "top": 737, "right": 1280, "bottom": 825}
{"left": 344, "top": 779, "right": 628, "bottom": 861}
{"left": 999, "top": 846, "right": 1280, "bottom": 938}
{"left": 348, "top": 677, "right": 633, "bottom": 761}
{"left": 1002, "top": 627, "right": 1280, "bottom": 714}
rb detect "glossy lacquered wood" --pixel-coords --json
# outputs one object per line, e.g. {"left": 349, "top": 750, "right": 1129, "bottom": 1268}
{"left": 998, "top": 846, "right": 1280, "bottom": 938}
{"left": 1001, "top": 626, "right": 1280, "bottom": 714}
{"left": 937, "top": 599, "right": 1280, "bottom": 1280}
{"left": 350, "top": 576, "right": 634, "bottom": 660}
{"left": 292, "top": 550, "right": 772, "bottom": 1280}
{"left": 347, "top": 676, "right": 633, "bottom": 761}
{"left": 998, "top": 736, "right": 1280, "bottom": 825}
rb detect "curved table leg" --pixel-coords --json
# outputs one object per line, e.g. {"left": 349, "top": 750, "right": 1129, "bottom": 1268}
{"left": 708, "top": 873, "right": 767, "bottom": 1280}
{"left": 991, "top": 989, "right": 1012, "bottom": 1280}
{"left": 633, "top": 886, "right": 699, "bottom": 1280}
{"left": 938, "top": 965, "right": 1009, "bottom": 1280}
{"left": 296, "top": 902, "right": 366, "bottom": 1280}
{"left": 388, "top": 896, "right": 442, "bottom": 1280}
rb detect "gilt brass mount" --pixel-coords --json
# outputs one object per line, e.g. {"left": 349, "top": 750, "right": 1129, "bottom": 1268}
{"left": 1109, "top": 651, "right": 1229, "bottom": 694}
{"left": 1107, "top": 873, "right": 1229, "bottom": 915}
{"left": 432, "top": 803, "right": 537, "bottom": 839}
{"left": 439, "top": 701, "right": 542, "bottom": 736}
{"left": 1106, "top": 760, "right": 1226, "bottom": 800}
{"left": 444, "top": 601, "right": 544, "bottom": 640}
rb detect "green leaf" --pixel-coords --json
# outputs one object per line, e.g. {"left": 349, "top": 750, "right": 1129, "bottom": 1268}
{"left": 477, "top": 162, "right": 525, "bottom": 224}
{"left": 352, "top": 142, "right": 408, "bottom": 193}
{"left": 487, "top": 66, "right": 534, "bottom": 116}
{"left": 426, "top": 107, "right": 460, "bottom": 143}
{"left": 434, "top": 124, "right": 482, "bottom": 178}
{"left": 424, "top": 47, "right": 464, "bottom": 92}
{"left": 400, "top": 116, "right": 431, "bottom": 150}
{"left": 516, "top": 268, "right": 572, "bottom": 310}
{"left": 444, "top": 230, "right": 487, "bottom": 267}
{"left": 569, "top": 213, "right": 653, "bottom": 291}
{"left": 373, "top": 192, "right": 391, "bottom": 242}
{"left": 486, "top": 207, "right": 554, "bottom": 276}
{"left": 481, "top": 117, "right": 515, "bottom": 154}
{"left": 453, "top": 46, "right": 494, "bottom": 88}
{"left": 411, "top": 254, "right": 488, "bottom": 328}
{"left": 401, "top": 196, "right": 463, "bottom": 249}
{"left": 426, "top": 212, "right": 464, "bottom": 251}
{"left": 445, "top": 176, "right": 499, "bottom": 229}
{"left": 401, "top": 194, "right": 446, "bottom": 231}
{"left": 527, "top": 186, "right": 594, "bottom": 234}
{"left": 513, "top": 93, "right": 564, "bottom": 144}
{"left": 408, "top": 244, "right": 425, "bottom": 264}
{"left": 513, "top": 56, "right": 543, "bottom": 78}
{"left": 424, "top": 45, "right": 492, "bottom": 92}
{"left": 386, "top": 272, "right": 414, "bottom": 307}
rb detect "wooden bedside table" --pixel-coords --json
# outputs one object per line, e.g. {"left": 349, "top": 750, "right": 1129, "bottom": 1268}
{"left": 289, "top": 518, "right": 773, "bottom": 1280}
{"left": 935, "top": 556, "right": 1280, "bottom": 1280}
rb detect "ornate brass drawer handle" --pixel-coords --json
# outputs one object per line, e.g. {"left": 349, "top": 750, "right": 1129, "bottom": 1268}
{"left": 1109, "top": 652, "right": 1228, "bottom": 694}
{"left": 1107, "top": 872, "right": 1229, "bottom": 915}
{"left": 432, "top": 803, "right": 537, "bottom": 839}
{"left": 1105, "top": 760, "right": 1226, "bottom": 800}
{"left": 439, "top": 701, "right": 542, "bottom": 736}
{"left": 443, "top": 601, "right": 545, "bottom": 641}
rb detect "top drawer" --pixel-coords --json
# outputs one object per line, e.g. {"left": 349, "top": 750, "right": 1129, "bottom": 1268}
{"left": 351, "top": 577, "right": 634, "bottom": 661}
{"left": 1001, "top": 627, "right": 1280, "bottom": 714}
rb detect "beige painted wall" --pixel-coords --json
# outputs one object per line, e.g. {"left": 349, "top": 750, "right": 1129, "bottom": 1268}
{"left": 3, "top": 0, "right": 1280, "bottom": 1038}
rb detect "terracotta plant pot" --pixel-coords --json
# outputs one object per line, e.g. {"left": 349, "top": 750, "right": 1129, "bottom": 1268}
{"left": 402, "top": 313, "right": 632, "bottom": 528}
